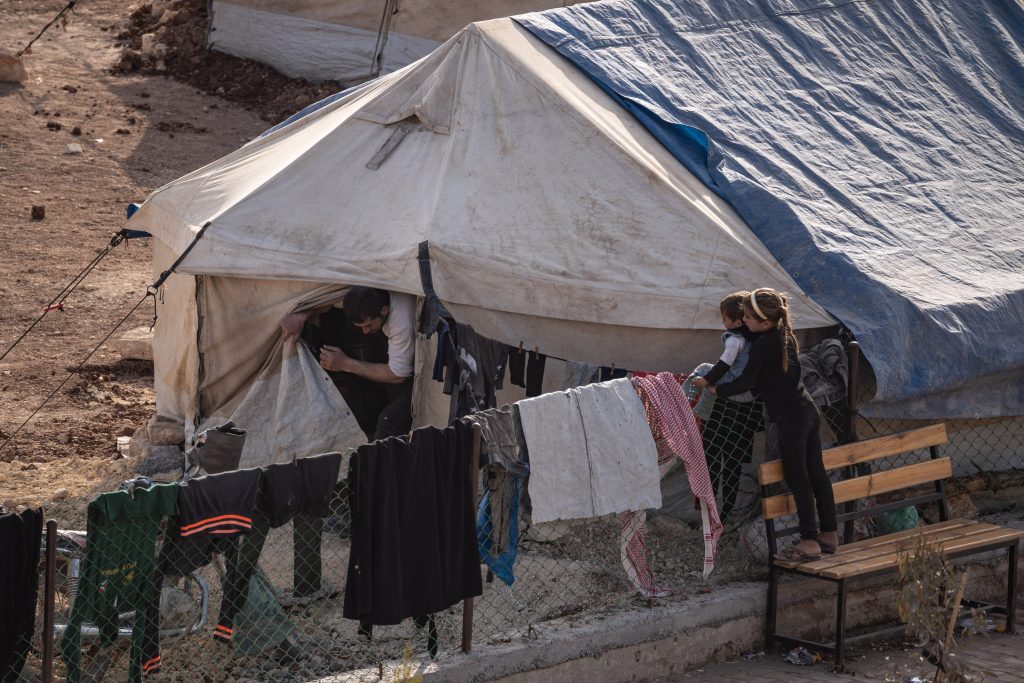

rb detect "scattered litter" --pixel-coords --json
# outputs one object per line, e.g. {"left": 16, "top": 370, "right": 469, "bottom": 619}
{"left": 783, "top": 646, "right": 820, "bottom": 666}
{"left": 958, "top": 616, "right": 998, "bottom": 634}
{"left": 741, "top": 651, "right": 765, "bottom": 660}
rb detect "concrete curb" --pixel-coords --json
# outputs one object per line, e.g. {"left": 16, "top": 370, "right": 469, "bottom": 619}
{"left": 321, "top": 553, "right": 1018, "bottom": 683}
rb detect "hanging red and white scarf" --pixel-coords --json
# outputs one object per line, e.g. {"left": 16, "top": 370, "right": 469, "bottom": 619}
{"left": 633, "top": 372, "right": 722, "bottom": 578}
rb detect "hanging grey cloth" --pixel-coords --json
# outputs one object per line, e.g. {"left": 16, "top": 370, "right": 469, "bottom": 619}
{"left": 800, "top": 339, "right": 849, "bottom": 407}
{"left": 187, "top": 421, "right": 248, "bottom": 474}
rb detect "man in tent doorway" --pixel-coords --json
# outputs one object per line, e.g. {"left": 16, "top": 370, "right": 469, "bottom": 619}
{"left": 280, "top": 286, "right": 416, "bottom": 441}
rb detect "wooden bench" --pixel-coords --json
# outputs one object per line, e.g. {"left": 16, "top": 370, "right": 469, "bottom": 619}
{"left": 758, "top": 423, "right": 1023, "bottom": 671}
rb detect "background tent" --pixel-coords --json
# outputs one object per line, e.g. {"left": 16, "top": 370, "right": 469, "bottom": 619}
{"left": 207, "top": 0, "right": 592, "bottom": 84}
{"left": 129, "top": 17, "right": 834, "bottom": 462}
{"left": 518, "top": 0, "right": 1024, "bottom": 419}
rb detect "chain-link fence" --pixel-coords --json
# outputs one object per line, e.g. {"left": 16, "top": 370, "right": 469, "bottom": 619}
{"left": 24, "top": 346, "right": 1024, "bottom": 682}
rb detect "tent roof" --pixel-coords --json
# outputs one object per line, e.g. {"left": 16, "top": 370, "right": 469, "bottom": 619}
{"left": 131, "top": 18, "right": 834, "bottom": 371}
{"left": 517, "top": 0, "right": 1024, "bottom": 417}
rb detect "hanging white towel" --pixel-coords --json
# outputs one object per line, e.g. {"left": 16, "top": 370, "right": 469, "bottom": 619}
{"left": 517, "top": 378, "right": 661, "bottom": 523}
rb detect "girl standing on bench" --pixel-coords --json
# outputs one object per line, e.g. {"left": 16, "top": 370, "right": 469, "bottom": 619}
{"left": 693, "top": 288, "right": 837, "bottom": 561}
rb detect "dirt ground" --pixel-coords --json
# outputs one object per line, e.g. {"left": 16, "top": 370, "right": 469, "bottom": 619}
{"left": 0, "top": 0, "right": 314, "bottom": 514}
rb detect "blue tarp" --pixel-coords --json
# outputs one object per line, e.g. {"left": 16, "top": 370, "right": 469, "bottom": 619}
{"left": 517, "top": 0, "right": 1024, "bottom": 418}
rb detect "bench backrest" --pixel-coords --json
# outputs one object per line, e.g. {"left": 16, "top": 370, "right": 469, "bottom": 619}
{"left": 757, "top": 424, "right": 950, "bottom": 542}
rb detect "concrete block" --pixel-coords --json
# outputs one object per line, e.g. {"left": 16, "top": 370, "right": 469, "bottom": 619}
{"left": 118, "top": 326, "right": 154, "bottom": 361}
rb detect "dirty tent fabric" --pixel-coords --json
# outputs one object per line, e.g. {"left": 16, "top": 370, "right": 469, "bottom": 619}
{"left": 518, "top": 0, "right": 1024, "bottom": 418}
{"left": 344, "top": 421, "right": 482, "bottom": 625}
{"left": 207, "top": 0, "right": 596, "bottom": 83}
{"left": 517, "top": 377, "right": 662, "bottom": 524}
{"left": 0, "top": 508, "right": 43, "bottom": 683}
{"left": 128, "top": 15, "right": 836, "bottom": 454}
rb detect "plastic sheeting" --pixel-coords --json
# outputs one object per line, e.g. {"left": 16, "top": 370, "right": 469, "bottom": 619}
{"left": 517, "top": 0, "right": 1024, "bottom": 418}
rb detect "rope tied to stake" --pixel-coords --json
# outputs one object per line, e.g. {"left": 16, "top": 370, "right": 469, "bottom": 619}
{"left": 0, "top": 221, "right": 212, "bottom": 455}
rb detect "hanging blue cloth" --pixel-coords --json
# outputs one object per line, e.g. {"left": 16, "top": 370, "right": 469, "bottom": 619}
{"left": 476, "top": 475, "right": 521, "bottom": 587}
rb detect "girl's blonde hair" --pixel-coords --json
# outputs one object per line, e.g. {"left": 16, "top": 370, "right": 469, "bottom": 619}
{"left": 745, "top": 288, "right": 798, "bottom": 371}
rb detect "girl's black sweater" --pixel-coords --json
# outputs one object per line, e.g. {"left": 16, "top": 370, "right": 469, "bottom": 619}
{"left": 715, "top": 328, "right": 811, "bottom": 422}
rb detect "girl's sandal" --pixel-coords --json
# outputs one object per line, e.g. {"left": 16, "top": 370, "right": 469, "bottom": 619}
{"left": 775, "top": 545, "right": 822, "bottom": 562}
{"left": 819, "top": 541, "right": 837, "bottom": 555}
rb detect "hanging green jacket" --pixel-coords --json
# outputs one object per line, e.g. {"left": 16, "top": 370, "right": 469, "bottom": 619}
{"left": 60, "top": 483, "right": 177, "bottom": 682}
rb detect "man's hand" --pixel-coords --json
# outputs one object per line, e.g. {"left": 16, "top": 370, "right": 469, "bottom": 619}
{"left": 691, "top": 376, "right": 709, "bottom": 389}
{"left": 280, "top": 312, "right": 310, "bottom": 340}
{"left": 320, "top": 345, "right": 352, "bottom": 373}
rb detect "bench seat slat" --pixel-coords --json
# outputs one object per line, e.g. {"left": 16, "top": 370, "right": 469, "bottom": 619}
{"left": 758, "top": 424, "right": 948, "bottom": 485}
{"left": 817, "top": 527, "right": 1024, "bottom": 579}
{"left": 774, "top": 520, "right": 999, "bottom": 572}
{"left": 763, "top": 457, "right": 952, "bottom": 520}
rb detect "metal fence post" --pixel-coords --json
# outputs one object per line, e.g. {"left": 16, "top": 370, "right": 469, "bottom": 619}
{"left": 42, "top": 519, "right": 57, "bottom": 683}
{"left": 462, "top": 423, "right": 481, "bottom": 653}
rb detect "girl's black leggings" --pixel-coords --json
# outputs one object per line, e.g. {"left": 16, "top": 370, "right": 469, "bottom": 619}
{"left": 775, "top": 402, "right": 837, "bottom": 539}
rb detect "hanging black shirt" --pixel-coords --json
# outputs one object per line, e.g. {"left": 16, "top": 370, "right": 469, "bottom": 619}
{"left": 1, "top": 508, "right": 42, "bottom": 682}
{"left": 344, "top": 421, "right": 482, "bottom": 625}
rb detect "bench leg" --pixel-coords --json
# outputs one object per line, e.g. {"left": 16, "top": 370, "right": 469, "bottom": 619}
{"left": 767, "top": 563, "right": 778, "bottom": 650}
{"left": 1008, "top": 541, "right": 1019, "bottom": 634}
{"left": 835, "top": 579, "right": 848, "bottom": 673}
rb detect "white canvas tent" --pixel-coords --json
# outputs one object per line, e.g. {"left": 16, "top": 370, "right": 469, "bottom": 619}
{"left": 131, "top": 18, "right": 835, "bottom": 466}
{"left": 208, "top": 0, "right": 591, "bottom": 84}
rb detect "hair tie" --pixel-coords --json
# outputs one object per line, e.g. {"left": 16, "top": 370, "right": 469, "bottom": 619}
{"left": 749, "top": 288, "right": 767, "bottom": 320}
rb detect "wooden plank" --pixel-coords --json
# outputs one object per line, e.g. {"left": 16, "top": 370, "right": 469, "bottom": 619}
{"left": 811, "top": 524, "right": 1012, "bottom": 576}
{"left": 763, "top": 457, "right": 952, "bottom": 520}
{"left": 819, "top": 527, "right": 1024, "bottom": 579}
{"left": 777, "top": 521, "right": 998, "bottom": 572}
{"left": 774, "top": 524, "right": 991, "bottom": 573}
{"left": 758, "top": 423, "right": 948, "bottom": 485}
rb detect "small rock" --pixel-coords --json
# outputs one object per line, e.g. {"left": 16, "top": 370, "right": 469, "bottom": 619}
{"left": 31, "top": 205, "right": 45, "bottom": 220}
{"left": 46, "top": 121, "right": 62, "bottom": 131}
{"left": 22, "top": 462, "right": 38, "bottom": 471}
{"left": 140, "top": 33, "right": 158, "bottom": 56}
{"left": 134, "top": 445, "right": 184, "bottom": 477}
{"left": 147, "top": 416, "right": 184, "bottom": 446}
{"left": 53, "top": 488, "right": 69, "bottom": 501}
{"left": 62, "top": 84, "right": 77, "bottom": 94}
{"left": 71, "top": 126, "right": 81, "bottom": 136}
{"left": 64, "top": 143, "right": 84, "bottom": 154}
{"left": 115, "top": 128, "right": 131, "bottom": 135}
{"left": 0, "top": 54, "right": 27, "bottom": 83}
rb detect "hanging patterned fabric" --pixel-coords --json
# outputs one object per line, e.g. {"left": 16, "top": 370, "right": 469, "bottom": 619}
{"left": 633, "top": 372, "right": 722, "bottom": 578}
